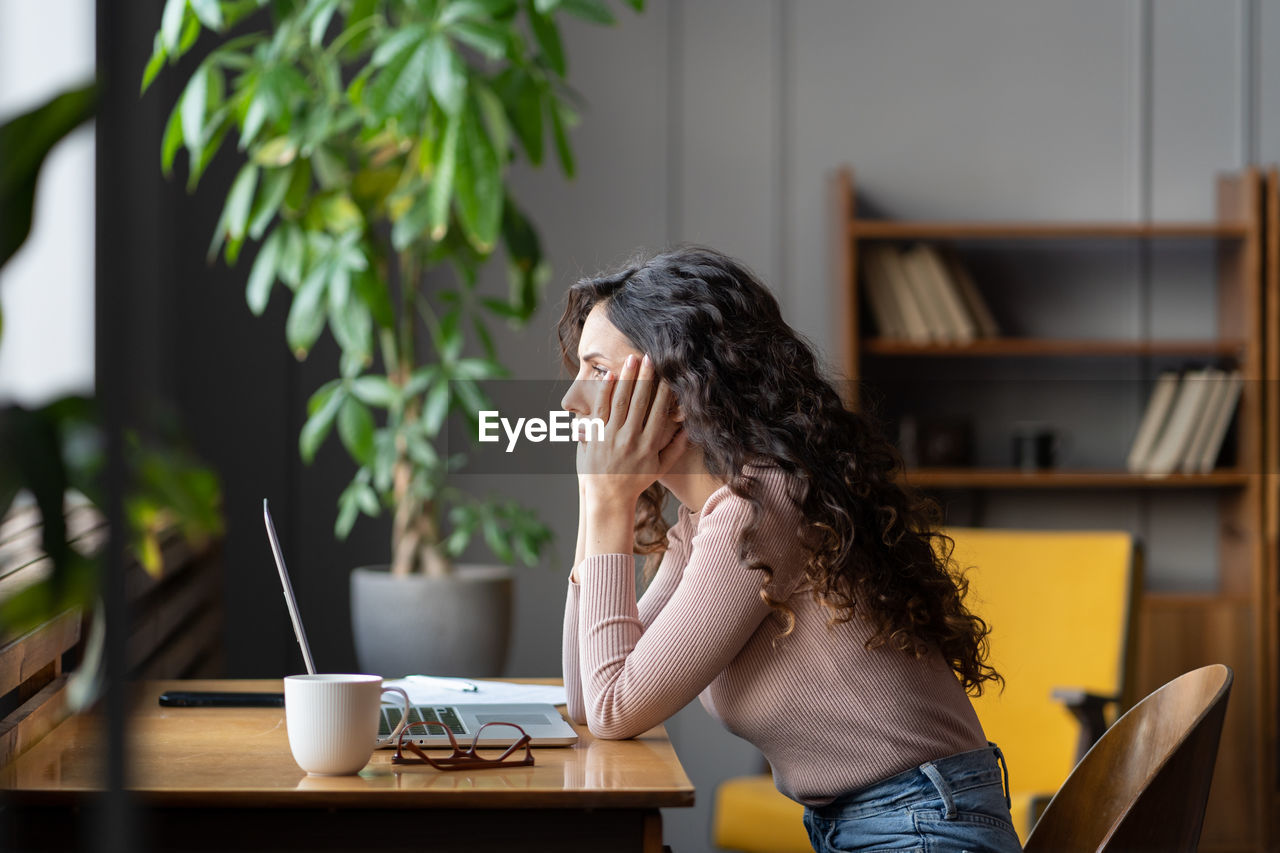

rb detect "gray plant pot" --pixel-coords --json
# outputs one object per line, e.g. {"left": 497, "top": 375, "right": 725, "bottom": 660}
{"left": 350, "top": 564, "right": 512, "bottom": 679}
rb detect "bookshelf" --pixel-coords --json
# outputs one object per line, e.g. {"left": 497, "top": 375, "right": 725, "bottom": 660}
{"left": 831, "top": 165, "right": 1272, "bottom": 851}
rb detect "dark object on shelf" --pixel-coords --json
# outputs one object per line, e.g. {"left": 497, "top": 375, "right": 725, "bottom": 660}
{"left": 900, "top": 416, "right": 973, "bottom": 468}
{"left": 1013, "top": 424, "right": 1060, "bottom": 471}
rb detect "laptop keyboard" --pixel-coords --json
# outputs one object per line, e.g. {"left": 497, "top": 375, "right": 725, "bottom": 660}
{"left": 379, "top": 705, "right": 467, "bottom": 738}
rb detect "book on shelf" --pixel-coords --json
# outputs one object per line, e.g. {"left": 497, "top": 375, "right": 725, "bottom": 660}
{"left": 864, "top": 244, "right": 932, "bottom": 343}
{"left": 860, "top": 245, "right": 907, "bottom": 340}
{"left": 1187, "top": 370, "right": 1242, "bottom": 474}
{"left": 1125, "top": 371, "right": 1180, "bottom": 473}
{"left": 861, "top": 243, "right": 999, "bottom": 342}
{"left": 1128, "top": 367, "right": 1241, "bottom": 477}
{"left": 903, "top": 244, "right": 976, "bottom": 343}
{"left": 940, "top": 249, "right": 1001, "bottom": 339}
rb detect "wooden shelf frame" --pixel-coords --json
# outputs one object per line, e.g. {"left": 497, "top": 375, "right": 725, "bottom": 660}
{"left": 904, "top": 468, "right": 1252, "bottom": 490}
{"left": 831, "top": 165, "right": 1272, "bottom": 851}
{"left": 850, "top": 220, "right": 1250, "bottom": 241}
{"left": 1262, "top": 167, "right": 1280, "bottom": 850}
{"left": 862, "top": 338, "right": 1246, "bottom": 358}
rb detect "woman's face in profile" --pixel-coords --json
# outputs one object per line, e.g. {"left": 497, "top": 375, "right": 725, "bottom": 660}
{"left": 560, "top": 303, "right": 643, "bottom": 418}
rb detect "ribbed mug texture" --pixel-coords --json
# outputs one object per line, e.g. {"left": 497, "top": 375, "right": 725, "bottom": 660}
{"left": 284, "top": 674, "right": 384, "bottom": 775}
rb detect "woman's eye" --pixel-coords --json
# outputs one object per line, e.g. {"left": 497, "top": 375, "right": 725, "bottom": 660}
{"left": 590, "top": 364, "right": 608, "bottom": 377}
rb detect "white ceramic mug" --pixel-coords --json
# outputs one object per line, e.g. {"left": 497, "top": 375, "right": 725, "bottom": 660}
{"left": 283, "top": 674, "right": 410, "bottom": 775}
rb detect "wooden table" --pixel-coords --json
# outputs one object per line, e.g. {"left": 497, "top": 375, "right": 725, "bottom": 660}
{"left": 0, "top": 679, "right": 695, "bottom": 852}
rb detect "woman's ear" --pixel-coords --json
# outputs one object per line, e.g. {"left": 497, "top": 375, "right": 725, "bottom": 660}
{"left": 669, "top": 402, "right": 685, "bottom": 422}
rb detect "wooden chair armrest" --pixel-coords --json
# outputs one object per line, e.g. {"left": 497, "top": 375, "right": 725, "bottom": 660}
{"left": 1051, "top": 688, "right": 1120, "bottom": 763}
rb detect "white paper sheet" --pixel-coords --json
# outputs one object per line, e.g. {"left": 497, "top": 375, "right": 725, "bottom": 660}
{"left": 382, "top": 677, "right": 568, "bottom": 707}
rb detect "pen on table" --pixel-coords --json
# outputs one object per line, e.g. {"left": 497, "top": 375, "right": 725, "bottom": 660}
{"left": 406, "top": 675, "right": 480, "bottom": 693}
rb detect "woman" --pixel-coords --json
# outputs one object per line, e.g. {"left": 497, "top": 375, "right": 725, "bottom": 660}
{"left": 558, "top": 245, "right": 1021, "bottom": 853}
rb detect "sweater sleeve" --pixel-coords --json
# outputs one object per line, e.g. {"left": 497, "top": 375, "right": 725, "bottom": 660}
{"left": 562, "top": 575, "right": 588, "bottom": 725}
{"left": 576, "top": 493, "right": 776, "bottom": 739}
{"left": 562, "top": 504, "right": 698, "bottom": 726}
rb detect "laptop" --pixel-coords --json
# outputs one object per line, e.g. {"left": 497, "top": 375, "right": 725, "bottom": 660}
{"left": 263, "top": 499, "right": 578, "bottom": 749}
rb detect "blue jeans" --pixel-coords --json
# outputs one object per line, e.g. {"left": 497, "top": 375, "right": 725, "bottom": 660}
{"left": 802, "top": 742, "right": 1022, "bottom": 853}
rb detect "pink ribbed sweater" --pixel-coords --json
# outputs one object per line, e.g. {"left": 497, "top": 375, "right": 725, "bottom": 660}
{"left": 562, "top": 463, "right": 988, "bottom": 806}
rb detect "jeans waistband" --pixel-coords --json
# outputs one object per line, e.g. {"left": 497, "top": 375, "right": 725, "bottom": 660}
{"left": 811, "top": 741, "right": 1012, "bottom": 821}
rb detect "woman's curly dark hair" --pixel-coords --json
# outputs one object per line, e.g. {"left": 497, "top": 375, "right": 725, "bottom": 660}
{"left": 557, "top": 245, "right": 1003, "bottom": 696}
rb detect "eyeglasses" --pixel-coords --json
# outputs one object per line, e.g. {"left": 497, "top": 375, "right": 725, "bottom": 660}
{"left": 390, "top": 720, "right": 535, "bottom": 770}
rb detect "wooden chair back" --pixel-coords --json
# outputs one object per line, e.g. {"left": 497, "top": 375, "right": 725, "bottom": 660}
{"left": 1024, "top": 663, "right": 1232, "bottom": 852}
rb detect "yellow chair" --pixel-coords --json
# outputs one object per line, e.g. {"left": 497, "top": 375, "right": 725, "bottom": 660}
{"left": 712, "top": 527, "right": 1139, "bottom": 852}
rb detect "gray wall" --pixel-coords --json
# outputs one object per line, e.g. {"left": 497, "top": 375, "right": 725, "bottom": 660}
{"left": 116, "top": 2, "right": 1280, "bottom": 853}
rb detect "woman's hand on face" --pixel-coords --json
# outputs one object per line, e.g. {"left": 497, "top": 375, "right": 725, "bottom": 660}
{"left": 576, "top": 352, "right": 689, "bottom": 506}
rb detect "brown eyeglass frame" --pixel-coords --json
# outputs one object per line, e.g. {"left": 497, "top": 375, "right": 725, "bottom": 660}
{"left": 390, "top": 720, "right": 535, "bottom": 770}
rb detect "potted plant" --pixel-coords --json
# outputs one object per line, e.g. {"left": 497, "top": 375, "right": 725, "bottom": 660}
{"left": 143, "top": 0, "right": 642, "bottom": 676}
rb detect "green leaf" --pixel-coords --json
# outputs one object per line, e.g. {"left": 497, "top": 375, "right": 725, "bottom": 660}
{"left": 142, "top": 33, "right": 168, "bottom": 94}
{"left": 425, "top": 35, "right": 467, "bottom": 116}
{"left": 160, "top": 96, "right": 184, "bottom": 176}
{"left": 450, "top": 20, "right": 508, "bottom": 61}
{"left": 440, "top": 0, "right": 494, "bottom": 26}
{"left": 496, "top": 70, "right": 542, "bottom": 164}
{"left": 391, "top": 189, "right": 433, "bottom": 251}
{"left": 372, "top": 429, "right": 396, "bottom": 492}
{"left": 533, "top": 0, "right": 561, "bottom": 12}
{"left": 336, "top": 484, "right": 360, "bottom": 539}
{"left": 528, "top": 8, "right": 565, "bottom": 77}
{"left": 253, "top": 136, "right": 298, "bottom": 167}
{"left": 454, "top": 102, "right": 502, "bottom": 252}
{"left": 422, "top": 382, "right": 450, "bottom": 435}
{"left": 434, "top": 308, "right": 463, "bottom": 362}
{"left": 328, "top": 275, "right": 373, "bottom": 363}
{"left": 474, "top": 82, "right": 510, "bottom": 160}
{"left": 473, "top": 0, "right": 520, "bottom": 14}
{"left": 0, "top": 84, "right": 97, "bottom": 271}
{"left": 287, "top": 261, "right": 331, "bottom": 358}
{"left": 624, "top": 0, "right": 644, "bottom": 10}
{"left": 337, "top": 395, "right": 376, "bottom": 465}
{"left": 226, "top": 162, "right": 259, "bottom": 240}
{"left": 179, "top": 10, "right": 203, "bottom": 51}
{"left": 161, "top": 0, "right": 188, "bottom": 53}
{"left": 453, "top": 358, "right": 506, "bottom": 380}
{"left": 365, "top": 39, "right": 431, "bottom": 120}
{"left": 355, "top": 482, "right": 379, "bottom": 515}
{"left": 350, "top": 376, "right": 398, "bottom": 407}
{"left": 248, "top": 163, "right": 292, "bottom": 240}
{"left": 300, "top": 383, "right": 346, "bottom": 463}
{"left": 189, "top": 0, "right": 224, "bottom": 29}
{"left": 308, "top": 0, "right": 341, "bottom": 46}
{"left": 370, "top": 22, "right": 430, "bottom": 67}
{"left": 186, "top": 118, "right": 230, "bottom": 190}
{"left": 472, "top": 313, "right": 497, "bottom": 360}
{"left": 426, "top": 108, "right": 462, "bottom": 241}
{"left": 548, "top": 96, "right": 575, "bottom": 178}
{"left": 406, "top": 430, "right": 438, "bottom": 467}
{"left": 353, "top": 267, "right": 395, "bottom": 328}
{"left": 499, "top": 192, "right": 543, "bottom": 323}
{"left": 307, "top": 378, "right": 343, "bottom": 415}
{"left": 311, "top": 145, "right": 348, "bottom": 190}
{"left": 482, "top": 513, "right": 514, "bottom": 563}
{"left": 404, "top": 364, "right": 440, "bottom": 398}
{"left": 240, "top": 90, "right": 269, "bottom": 151}
{"left": 246, "top": 227, "right": 283, "bottom": 315}
{"left": 279, "top": 223, "right": 306, "bottom": 287}
{"left": 339, "top": 0, "right": 380, "bottom": 56}
{"left": 180, "top": 63, "right": 210, "bottom": 156}
{"left": 560, "top": 0, "right": 614, "bottom": 24}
